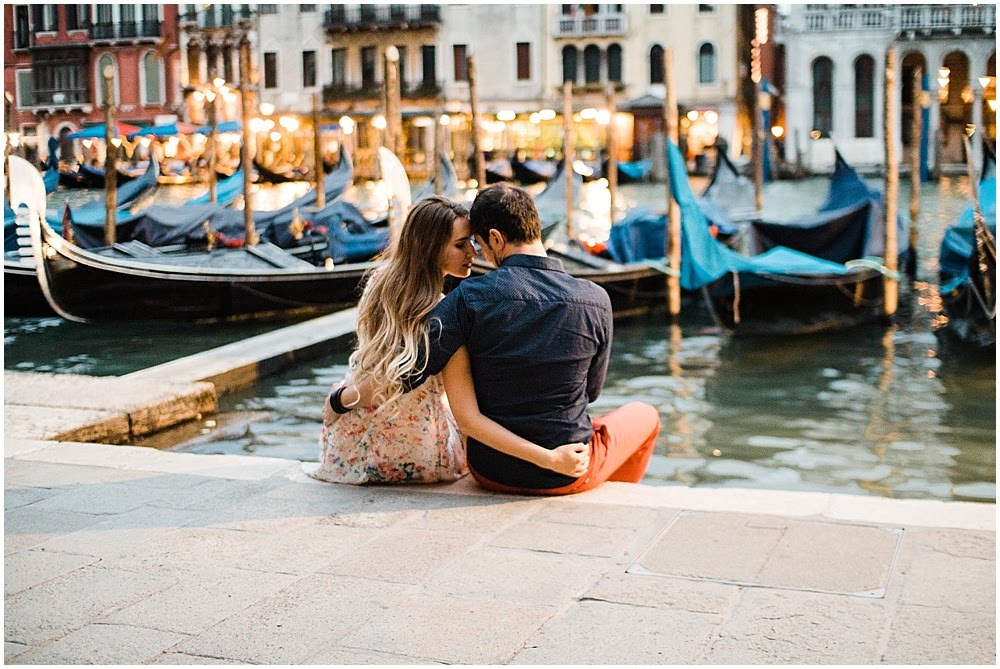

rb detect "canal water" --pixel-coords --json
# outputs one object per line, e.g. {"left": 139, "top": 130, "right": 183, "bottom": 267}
{"left": 5, "top": 175, "right": 995, "bottom": 502}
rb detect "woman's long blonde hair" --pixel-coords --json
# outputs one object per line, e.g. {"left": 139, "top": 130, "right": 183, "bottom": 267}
{"left": 352, "top": 195, "right": 470, "bottom": 410}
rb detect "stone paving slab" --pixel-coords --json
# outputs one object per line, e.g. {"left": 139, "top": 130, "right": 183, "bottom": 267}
{"left": 3, "top": 441, "right": 995, "bottom": 665}
{"left": 631, "top": 511, "right": 903, "bottom": 597}
{"left": 4, "top": 372, "right": 216, "bottom": 443}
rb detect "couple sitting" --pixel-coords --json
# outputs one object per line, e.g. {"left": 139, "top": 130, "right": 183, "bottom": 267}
{"left": 306, "top": 184, "right": 660, "bottom": 496}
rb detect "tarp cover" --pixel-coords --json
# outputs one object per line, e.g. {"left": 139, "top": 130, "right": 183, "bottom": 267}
{"left": 939, "top": 168, "right": 997, "bottom": 293}
{"left": 607, "top": 142, "right": 889, "bottom": 290}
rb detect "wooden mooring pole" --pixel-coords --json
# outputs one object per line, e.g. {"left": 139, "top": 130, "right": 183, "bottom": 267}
{"left": 907, "top": 66, "right": 922, "bottom": 277}
{"left": 312, "top": 93, "right": 326, "bottom": 210}
{"left": 563, "top": 81, "right": 575, "bottom": 240}
{"left": 102, "top": 66, "right": 117, "bottom": 247}
{"left": 239, "top": 34, "right": 257, "bottom": 245}
{"left": 662, "top": 47, "right": 681, "bottom": 318}
{"left": 384, "top": 46, "right": 403, "bottom": 161}
{"left": 605, "top": 84, "right": 618, "bottom": 225}
{"left": 467, "top": 54, "right": 486, "bottom": 189}
{"left": 883, "top": 47, "right": 899, "bottom": 318}
{"left": 433, "top": 93, "right": 444, "bottom": 196}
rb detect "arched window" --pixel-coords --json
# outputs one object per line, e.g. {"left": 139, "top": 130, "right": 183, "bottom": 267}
{"left": 142, "top": 52, "right": 163, "bottom": 105}
{"left": 562, "top": 45, "right": 578, "bottom": 84}
{"left": 96, "top": 54, "right": 116, "bottom": 107}
{"left": 854, "top": 54, "right": 875, "bottom": 138}
{"left": 584, "top": 45, "right": 601, "bottom": 84}
{"left": 698, "top": 43, "right": 716, "bottom": 84}
{"left": 650, "top": 44, "right": 664, "bottom": 85}
{"left": 812, "top": 56, "right": 834, "bottom": 137}
{"left": 607, "top": 43, "right": 623, "bottom": 83}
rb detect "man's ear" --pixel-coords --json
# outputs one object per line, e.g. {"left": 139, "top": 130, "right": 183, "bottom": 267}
{"left": 488, "top": 228, "right": 505, "bottom": 248}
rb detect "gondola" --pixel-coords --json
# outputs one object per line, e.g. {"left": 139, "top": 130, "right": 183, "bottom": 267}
{"left": 45, "top": 158, "right": 160, "bottom": 229}
{"left": 937, "top": 146, "right": 996, "bottom": 350}
{"left": 253, "top": 159, "right": 309, "bottom": 184}
{"left": 510, "top": 156, "right": 557, "bottom": 185}
{"left": 27, "top": 148, "right": 414, "bottom": 322}
{"left": 690, "top": 142, "right": 904, "bottom": 335}
{"left": 698, "top": 148, "right": 758, "bottom": 228}
{"left": 605, "top": 141, "right": 906, "bottom": 335}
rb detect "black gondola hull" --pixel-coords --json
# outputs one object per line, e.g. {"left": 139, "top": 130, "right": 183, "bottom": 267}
{"left": 705, "top": 269, "right": 885, "bottom": 336}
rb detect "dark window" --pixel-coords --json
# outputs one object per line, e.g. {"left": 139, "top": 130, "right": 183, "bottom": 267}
{"left": 16, "top": 71, "right": 33, "bottom": 107}
{"left": 584, "top": 45, "right": 601, "bottom": 84}
{"left": 221, "top": 4, "right": 233, "bottom": 25}
{"left": 650, "top": 44, "right": 664, "bottom": 84}
{"left": 854, "top": 54, "right": 875, "bottom": 138}
{"left": 299, "top": 4, "right": 316, "bottom": 12}
{"left": 698, "top": 4, "right": 715, "bottom": 12}
{"left": 258, "top": 5, "right": 278, "bottom": 15}
{"left": 453, "top": 44, "right": 468, "bottom": 82}
{"left": 812, "top": 56, "right": 834, "bottom": 136}
{"left": 607, "top": 43, "right": 622, "bottom": 83}
{"left": 561, "top": 4, "right": 574, "bottom": 15}
{"left": 650, "top": 4, "right": 665, "bottom": 14}
{"left": 141, "top": 5, "right": 158, "bottom": 26}
{"left": 223, "top": 48, "right": 234, "bottom": 83}
{"left": 421, "top": 45, "right": 436, "bottom": 87}
{"left": 562, "top": 45, "right": 578, "bottom": 84}
{"left": 14, "top": 6, "right": 29, "bottom": 48}
{"left": 121, "top": 5, "right": 135, "bottom": 24}
{"left": 95, "top": 4, "right": 112, "bottom": 25}
{"left": 361, "top": 46, "right": 377, "bottom": 89}
{"left": 187, "top": 45, "right": 201, "bottom": 84}
{"left": 67, "top": 5, "right": 91, "bottom": 30}
{"left": 698, "top": 43, "right": 716, "bottom": 84}
{"left": 31, "top": 5, "right": 57, "bottom": 32}
{"left": 264, "top": 51, "right": 278, "bottom": 89}
{"left": 143, "top": 52, "right": 162, "bottom": 104}
{"left": 516, "top": 42, "right": 531, "bottom": 81}
{"left": 331, "top": 48, "right": 346, "bottom": 86}
{"left": 303, "top": 50, "right": 316, "bottom": 88}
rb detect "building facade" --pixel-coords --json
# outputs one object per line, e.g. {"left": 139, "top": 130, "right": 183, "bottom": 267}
{"left": 777, "top": 3, "right": 996, "bottom": 173}
{"left": 4, "top": 4, "right": 180, "bottom": 165}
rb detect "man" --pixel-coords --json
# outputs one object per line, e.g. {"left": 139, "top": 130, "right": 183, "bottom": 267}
{"left": 328, "top": 183, "right": 660, "bottom": 495}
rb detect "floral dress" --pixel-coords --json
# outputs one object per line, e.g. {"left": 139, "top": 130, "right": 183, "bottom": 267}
{"left": 306, "top": 370, "right": 468, "bottom": 484}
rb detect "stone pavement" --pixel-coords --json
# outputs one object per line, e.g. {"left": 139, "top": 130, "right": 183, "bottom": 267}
{"left": 4, "top": 438, "right": 995, "bottom": 665}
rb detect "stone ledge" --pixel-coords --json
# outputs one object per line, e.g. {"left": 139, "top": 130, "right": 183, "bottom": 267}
{"left": 5, "top": 439, "right": 995, "bottom": 531}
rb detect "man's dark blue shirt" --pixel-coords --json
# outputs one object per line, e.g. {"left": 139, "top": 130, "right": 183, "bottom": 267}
{"left": 404, "top": 254, "right": 613, "bottom": 489}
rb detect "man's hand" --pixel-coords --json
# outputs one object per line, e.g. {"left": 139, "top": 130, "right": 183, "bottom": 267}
{"left": 544, "top": 443, "right": 590, "bottom": 478}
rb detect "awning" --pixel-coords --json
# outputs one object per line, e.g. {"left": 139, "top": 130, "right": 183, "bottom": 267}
{"left": 67, "top": 122, "right": 142, "bottom": 139}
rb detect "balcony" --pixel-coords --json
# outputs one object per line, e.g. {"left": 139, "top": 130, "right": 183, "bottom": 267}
{"left": 90, "top": 21, "right": 162, "bottom": 41}
{"left": 323, "top": 4, "right": 441, "bottom": 32}
{"left": 799, "top": 4, "right": 995, "bottom": 35}
{"left": 554, "top": 13, "right": 628, "bottom": 38}
{"left": 32, "top": 88, "right": 91, "bottom": 107}
{"left": 322, "top": 81, "right": 442, "bottom": 103}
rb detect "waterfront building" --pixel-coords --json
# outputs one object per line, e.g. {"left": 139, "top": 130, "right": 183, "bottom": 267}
{"left": 177, "top": 4, "right": 256, "bottom": 172}
{"left": 776, "top": 3, "right": 996, "bottom": 174}
{"left": 4, "top": 4, "right": 181, "bottom": 166}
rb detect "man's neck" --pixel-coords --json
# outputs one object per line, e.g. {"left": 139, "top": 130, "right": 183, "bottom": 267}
{"left": 498, "top": 240, "right": 547, "bottom": 263}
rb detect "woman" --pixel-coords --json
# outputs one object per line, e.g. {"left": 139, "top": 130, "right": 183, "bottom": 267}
{"left": 308, "top": 195, "right": 589, "bottom": 485}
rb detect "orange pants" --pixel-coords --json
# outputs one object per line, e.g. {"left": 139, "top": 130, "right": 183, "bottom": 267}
{"left": 469, "top": 401, "right": 661, "bottom": 496}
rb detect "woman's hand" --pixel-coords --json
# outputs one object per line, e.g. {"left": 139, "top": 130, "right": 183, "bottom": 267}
{"left": 543, "top": 443, "right": 590, "bottom": 478}
{"left": 321, "top": 384, "right": 361, "bottom": 426}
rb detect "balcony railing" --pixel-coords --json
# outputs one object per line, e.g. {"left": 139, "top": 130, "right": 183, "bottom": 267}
{"left": 800, "top": 4, "right": 995, "bottom": 34}
{"left": 554, "top": 13, "right": 628, "bottom": 38}
{"left": 322, "top": 81, "right": 442, "bottom": 102}
{"left": 31, "top": 88, "right": 91, "bottom": 106}
{"left": 324, "top": 4, "right": 441, "bottom": 31}
{"left": 90, "top": 21, "right": 162, "bottom": 40}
